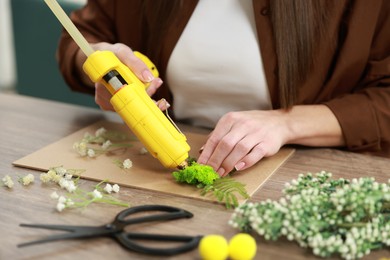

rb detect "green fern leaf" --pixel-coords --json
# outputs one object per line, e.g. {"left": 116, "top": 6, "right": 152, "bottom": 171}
{"left": 201, "top": 177, "right": 250, "bottom": 209}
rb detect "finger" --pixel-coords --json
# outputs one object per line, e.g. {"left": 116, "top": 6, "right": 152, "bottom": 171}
{"left": 155, "top": 98, "right": 171, "bottom": 111}
{"left": 233, "top": 143, "right": 268, "bottom": 172}
{"left": 146, "top": 78, "right": 163, "bottom": 97}
{"left": 197, "top": 133, "right": 216, "bottom": 165}
{"left": 197, "top": 112, "right": 238, "bottom": 165}
{"left": 113, "top": 44, "right": 155, "bottom": 83}
{"left": 218, "top": 135, "right": 259, "bottom": 174}
{"left": 95, "top": 83, "right": 114, "bottom": 111}
{"left": 199, "top": 129, "right": 246, "bottom": 176}
{"left": 196, "top": 132, "right": 217, "bottom": 165}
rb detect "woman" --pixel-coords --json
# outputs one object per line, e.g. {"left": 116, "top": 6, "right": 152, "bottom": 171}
{"left": 58, "top": 0, "right": 390, "bottom": 176}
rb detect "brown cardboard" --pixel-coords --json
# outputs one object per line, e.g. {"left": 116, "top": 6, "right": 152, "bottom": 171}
{"left": 13, "top": 120, "right": 294, "bottom": 205}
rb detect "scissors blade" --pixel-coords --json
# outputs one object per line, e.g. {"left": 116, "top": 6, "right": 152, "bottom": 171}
{"left": 18, "top": 223, "right": 113, "bottom": 248}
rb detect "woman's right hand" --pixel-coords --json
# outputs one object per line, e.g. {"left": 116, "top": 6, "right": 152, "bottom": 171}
{"left": 76, "top": 42, "right": 164, "bottom": 111}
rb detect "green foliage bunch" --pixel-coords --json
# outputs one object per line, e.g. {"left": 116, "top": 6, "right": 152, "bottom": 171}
{"left": 172, "top": 162, "right": 220, "bottom": 185}
{"left": 172, "top": 160, "right": 249, "bottom": 209}
{"left": 229, "top": 171, "right": 390, "bottom": 259}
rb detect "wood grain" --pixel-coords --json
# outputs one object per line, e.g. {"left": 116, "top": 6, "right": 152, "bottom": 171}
{"left": 0, "top": 93, "right": 389, "bottom": 260}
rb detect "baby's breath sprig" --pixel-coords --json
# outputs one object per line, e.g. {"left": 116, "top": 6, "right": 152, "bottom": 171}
{"left": 73, "top": 127, "right": 134, "bottom": 158}
{"left": 113, "top": 158, "right": 133, "bottom": 170}
{"left": 2, "top": 175, "right": 14, "bottom": 189}
{"left": 52, "top": 180, "right": 129, "bottom": 212}
{"left": 40, "top": 166, "right": 84, "bottom": 193}
{"left": 229, "top": 171, "right": 390, "bottom": 260}
{"left": 41, "top": 166, "right": 129, "bottom": 212}
{"left": 18, "top": 173, "right": 35, "bottom": 186}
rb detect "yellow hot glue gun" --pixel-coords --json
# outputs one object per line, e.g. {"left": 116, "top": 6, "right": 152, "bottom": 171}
{"left": 45, "top": 0, "right": 190, "bottom": 169}
{"left": 84, "top": 51, "right": 190, "bottom": 168}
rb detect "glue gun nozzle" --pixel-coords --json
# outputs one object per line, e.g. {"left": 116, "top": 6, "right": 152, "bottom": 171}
{"left": 177, "top": 160, "right": 188, "bottom": 170}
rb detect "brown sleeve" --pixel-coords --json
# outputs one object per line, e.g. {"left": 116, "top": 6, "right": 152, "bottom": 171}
{"left": 324, "top": 0, "right": 390, "bottom": 155}
{"left": 56, "top": 0, "right": 142, "bottom": 95}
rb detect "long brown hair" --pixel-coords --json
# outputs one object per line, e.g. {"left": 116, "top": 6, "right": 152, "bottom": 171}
{"left": 143, "top": 0, "right": 334, "bottom": 109}
{"left": 270, "top": 0, "right": 334, "bottom": 108}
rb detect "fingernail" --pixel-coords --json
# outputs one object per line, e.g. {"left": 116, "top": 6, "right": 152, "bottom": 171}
{"left": 142, "top": 70, "right": 154, "bottom": 82}
{"left": 157, "top": 99, "right": 170, "bottom": 110}
{"left": 234, "top": 162, "right": 245, "bottom": 171}
{"left": 217, "top": 167, "right": 225, "bottom": 176}
{"left": 198, "top": 146, "right": 204, "bottom": 154}
{"left": 163, "top": 99, "right": 171, "bottom": 108}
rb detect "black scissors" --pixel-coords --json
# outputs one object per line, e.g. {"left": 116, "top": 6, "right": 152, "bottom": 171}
{"left": 18, "top": 205, "right": 202, "bottom": 256}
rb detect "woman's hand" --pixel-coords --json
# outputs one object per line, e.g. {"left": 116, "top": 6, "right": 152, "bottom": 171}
{"left": 197, "top": 110, "right": 289, "bottom": 176}
{"left": 76, "top": 42, "right": 164, "bottom": 111}
{"left": 197, "top": 105, "right": 345, "bottom": 176}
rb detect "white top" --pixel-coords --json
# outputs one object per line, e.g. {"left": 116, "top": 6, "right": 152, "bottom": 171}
{"left": 166, "top": 0, "right": 271, "bottom": 128}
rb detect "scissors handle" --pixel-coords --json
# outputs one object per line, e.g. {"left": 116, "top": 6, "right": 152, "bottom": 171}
{"left": 115, "top": 204, "right": 193, "bottom": 226}
{"left": 116, "top": 232, "right": 202, "bottom": 256}
{"left": 112, "top": 205, "right": 201, "bottom": 255}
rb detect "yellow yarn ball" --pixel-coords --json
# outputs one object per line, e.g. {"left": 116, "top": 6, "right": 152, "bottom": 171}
{"left": 199, "top": 235, "right": 229, "bottom": 260}
{"left": 228, "top": 233, "right": 257, "bottom": 260}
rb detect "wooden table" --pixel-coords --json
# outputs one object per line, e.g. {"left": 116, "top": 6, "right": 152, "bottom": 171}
{"left": 0, "top": 93, "right": 389, "bottom": 260}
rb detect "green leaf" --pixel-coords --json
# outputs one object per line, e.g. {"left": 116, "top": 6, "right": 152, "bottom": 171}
{"left": 201, "top": 177, "right": 250, "bottom": 209}
{"left": 171, "top": 160, "right": 249, "bottom": 209}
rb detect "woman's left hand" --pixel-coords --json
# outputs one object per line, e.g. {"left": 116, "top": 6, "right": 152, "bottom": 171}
{"left": 196, "top": 105, "right": 345, "bottom": 176}
{"left": 197, "top": 110, "right": 289, "bottom": 176}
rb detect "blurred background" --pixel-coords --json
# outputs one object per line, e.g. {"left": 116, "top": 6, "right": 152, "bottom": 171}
{"left": 0, "top": 0, "right": 98, "bottom": 108}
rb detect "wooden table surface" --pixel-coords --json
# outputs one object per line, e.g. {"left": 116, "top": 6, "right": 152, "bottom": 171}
{"left": 0, "top": 93, "right": 389, "bottom": 260}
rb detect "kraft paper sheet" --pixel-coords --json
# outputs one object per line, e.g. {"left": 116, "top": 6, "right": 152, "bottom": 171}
{"left": 13, "top": 120, "right": 294, "bottom": 205}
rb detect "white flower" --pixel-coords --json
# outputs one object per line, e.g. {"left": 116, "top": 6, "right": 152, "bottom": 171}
{"left": 64, "top": 174, "right": 73, "bottom": 180}
{"left": 47, "top": 169, "right": 57, "bottom": 180}
{"left": 112, "top": 184, "right": 120, "bottom": 193}
{"left": 66, "top": 181, "right": 77, "bottom": 193}
{"left": 104, "top": 183, "right": 113, "bottom": 194}
{"left": 95, "top": 127, "right": 107, "bottom": 137}
{"left": 51, "top": 174, "right": 62, "bottom": 183}
{"left": 50, "top": 191, "right": 59, "bottom": 199}
{"left": 59, "top": 178, "right": 69, "bottom": 189}
{"left": 87, "top": 149, "right": 96, "bottom": 158}
{"left": 92, "top": 189, "right": 102, "bottom": 199}
{"left": 73, "top": 141, "right": 87, "bottom": 156}
{"left": 102, "top": 140, "right": 112, "bottom": 150}
{"left": 122, "top": 159, "right": 132, "bottom": 169}
{"left": 40, "top": 173, "right": 51, "bottom": 183}
{"left": 21, "top": 174, "right": 35, "bottom": 186}
{"left": 55, "top": 167, "right": 67, "bottom": 176}
{"left": 56, "top": 202, "right": 66, "bottom": 212}
{"left": 2, "top": 175, "right": 14, "bottom": 188}
{"left": 47, "top": 169, "right": 56, "bottom": 175}
{"left": 139, "top": 147, "right": 148, "bottom": 155}
{"left": 58, "top": 196, "right": 67, "bottom": 204}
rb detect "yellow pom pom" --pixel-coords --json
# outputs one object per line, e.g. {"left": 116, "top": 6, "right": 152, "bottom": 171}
{"left": 228, "top": 233, "right": 257, "bottom": 260}
{"left": 199, "top": 235, "right": 229, "bottom": 260}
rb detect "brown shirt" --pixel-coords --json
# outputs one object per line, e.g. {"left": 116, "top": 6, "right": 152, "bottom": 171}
{"left": 58, "top": 0, "right": 390, "bottom": 157}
